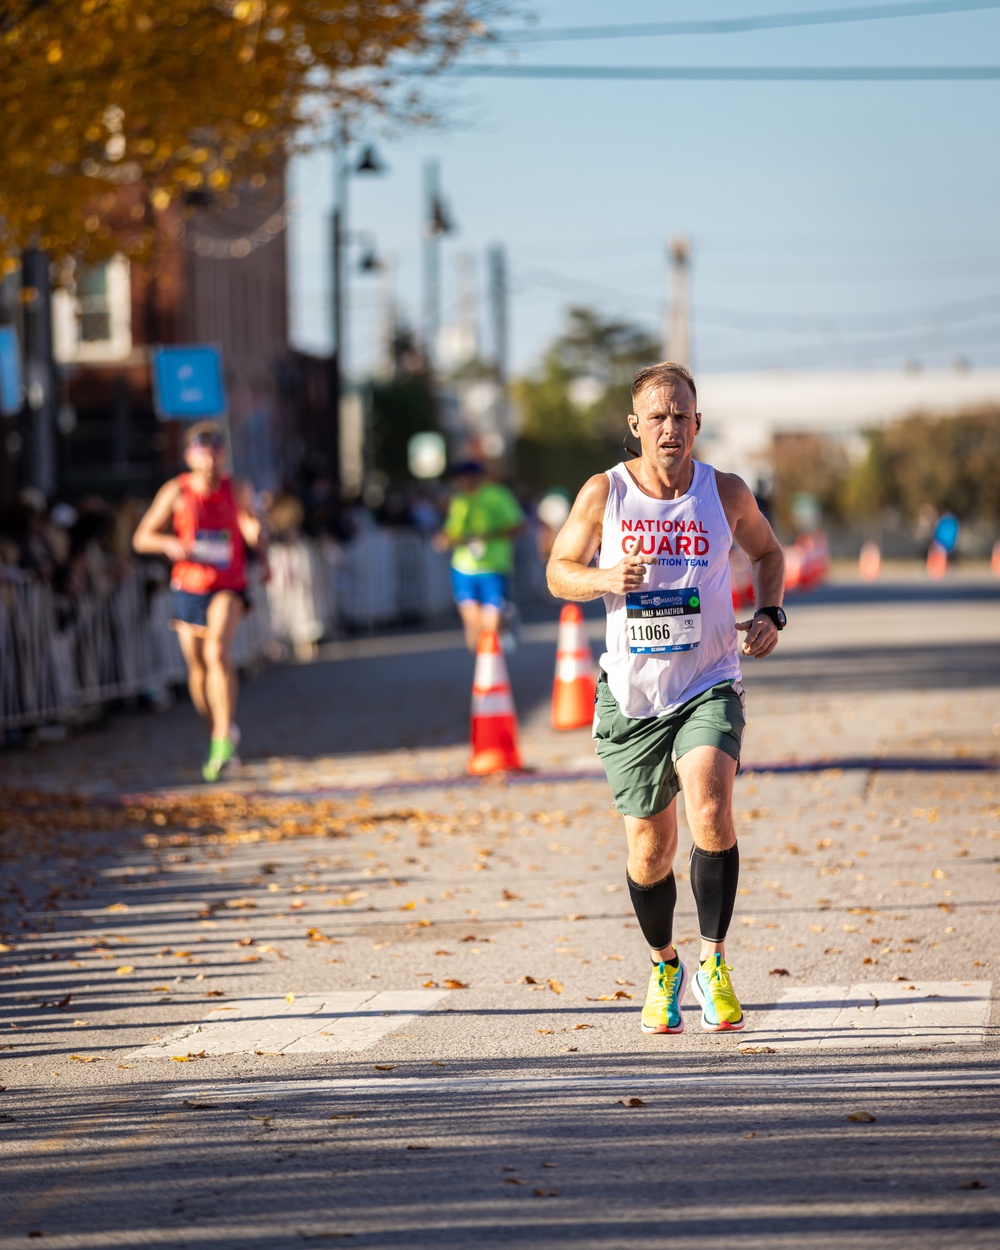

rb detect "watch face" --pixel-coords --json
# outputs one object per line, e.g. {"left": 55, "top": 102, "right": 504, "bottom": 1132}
{"left": 776, "top": 606, "right": 787, "bottom": 628}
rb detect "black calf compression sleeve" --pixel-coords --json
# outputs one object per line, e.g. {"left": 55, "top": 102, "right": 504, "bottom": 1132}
{"left": 626, "top": 871, "right": 677, "bottom": 951}
{"left": 689, "top": 844, "right": 740, "bottom": 942}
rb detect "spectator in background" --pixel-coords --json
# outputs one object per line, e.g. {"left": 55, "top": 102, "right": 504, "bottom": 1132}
{"left": 433, "top": 460, "right": 524, "bottom": 652}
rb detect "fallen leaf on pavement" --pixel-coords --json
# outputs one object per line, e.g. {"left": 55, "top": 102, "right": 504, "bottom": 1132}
{"left": 286, "top": 993, "right": 295, "bottom": 1004}
{"left": 115, "top": 965, "right": 134, "bottom": 975}
{"left": 69, "top": 1054, "right": 106, "bottom": 1063}
{"left": 443, "top": 979, "right": 468, "bottom": 990}
{"left": 845, "top": 1111, "right": 876, "bottom": 1123}
{"left": 406, "top": 1144, "right": 430, "bottom": 1150}
{"left": 519, "top": 975, "right": 538, "bottom": 984}
{"left": 957, "top": 1179, "right": 987, "bottom": 1189}
{"left": 547, "top": 979, "right": 564, "bottom": 995}
{"left": 573, "top": 1023, "right": 594, "bottom": 1030}
{"left": 739, "top": 1046, "right": 777, "bottom": 1054}
{"left": 373, "top": 1065, "right": 396, "bottom": 1071}
{"left": 502, "top": 890, "right": 519, "bottom": 900}
{"left": 182, "top": 1099, "right": 220, "bottom": 1109}
{"left": 533, "top": 1189, "right": 560, "bottom": 1197}
{"left": 537, "top": 1028, "right": 553, "bottom": 1034}
{"left": 619, "top": 1097, "right": 645, "bottom": 1107}
{"left": 769, "top": 968, "right": 790, "bottom": 977}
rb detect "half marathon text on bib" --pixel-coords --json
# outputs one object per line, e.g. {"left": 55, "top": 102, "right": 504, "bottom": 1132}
{"left": 626, "top": 587, "right": 702, "bottom": 655}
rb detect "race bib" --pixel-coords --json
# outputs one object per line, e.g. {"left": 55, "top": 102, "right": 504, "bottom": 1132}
{"left": 626, "top": 587, "right": 702, "bottom": 655}
{"left": 189, "top": 528, "right": 233, "bottom": 569}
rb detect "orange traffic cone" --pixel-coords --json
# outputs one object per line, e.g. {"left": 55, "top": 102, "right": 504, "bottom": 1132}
{"left": 552, "top": 604, "right": 597, "bottom": 730}
{"left": 468, "top": 629, "right": 522, "bottom": 774}
{"left": 992, "top": 539, "right": 1000, "bottom": 579}
{"left": 926, "top": 541, "right": 948, "bottom": 580}
{"left": 859, "top": 541, "right": 881, "bottom": 582}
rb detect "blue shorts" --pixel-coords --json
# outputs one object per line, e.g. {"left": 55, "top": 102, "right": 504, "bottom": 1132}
{"left": 450, "top": 569, "right": 508, "bottom": 610}
{"left": 170, "top": 588, "right": 249, "bottom": 631}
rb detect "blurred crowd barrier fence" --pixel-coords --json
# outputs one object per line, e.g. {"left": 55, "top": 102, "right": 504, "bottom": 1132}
{"left": 1, "top": 530, "right": 537, "bottom": 733}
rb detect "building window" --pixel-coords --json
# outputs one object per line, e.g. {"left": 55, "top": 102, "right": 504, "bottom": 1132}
{"left": 53, "top": 256, "right": 132, "bottom": 363}
{"left": 78, "top": 266, "right": 113, "bottom": 343}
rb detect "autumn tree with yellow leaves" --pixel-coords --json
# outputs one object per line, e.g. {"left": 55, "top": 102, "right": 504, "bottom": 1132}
{"left": 0, "top": 0, "right": 494, "bottom": 268}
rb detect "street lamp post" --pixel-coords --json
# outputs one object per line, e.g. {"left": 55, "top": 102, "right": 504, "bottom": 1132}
{"left": 329, "top": 135, "right": 383, "bottom": 499}
{"left": 422, "top": 158, "right": 456, "bottom": 371}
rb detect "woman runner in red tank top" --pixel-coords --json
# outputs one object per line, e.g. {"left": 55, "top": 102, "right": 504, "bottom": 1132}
{"left": 171, "top": 473, "right": 248, "bottom": 595}
{"left": 133, "top": 422, "right": 267, "bottom": 781}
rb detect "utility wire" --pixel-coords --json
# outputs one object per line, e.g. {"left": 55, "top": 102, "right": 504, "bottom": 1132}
{"left": 434, "top": 64, "right": 1000, "bottom": 81}
{"left": 496, "top": 1, "right": 1000, "bottom": 43}
{"left": 521, "top": 266, "right": 1000, "bottom": 333}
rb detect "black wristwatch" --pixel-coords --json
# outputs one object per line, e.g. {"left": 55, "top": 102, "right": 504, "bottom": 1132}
{"left": 754, "top": 605, "right": 787, "bottom": 630}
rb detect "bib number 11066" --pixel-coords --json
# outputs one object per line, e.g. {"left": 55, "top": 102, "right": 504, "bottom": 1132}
{"left": 625, "top": 587, "right": 702, "bottom": 655}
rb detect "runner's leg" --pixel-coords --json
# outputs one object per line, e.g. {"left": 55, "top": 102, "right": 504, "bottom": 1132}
{"left": 624, "top": 802, "right": 679, "bottom": 961}
{"left": 174, "top": 625, "right": 209, "bottom": 727}
{"left": 676, "top": 745, "right": 745, "bottom": 1030}
{"left": 675, "top": 745, "right": 738, "bottom": 961}
{"left": 203, "top": 592, "right": 245, "bottom": 741}
{"left": 457, "top": 600, "right": 482, "bottom": 651}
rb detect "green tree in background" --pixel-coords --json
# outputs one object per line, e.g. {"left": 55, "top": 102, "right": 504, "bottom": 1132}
{"left": 768, "top": 433, "right": 851, "bottom": 531}
{"left": 513, "top": 306, "right": 660, "bottom": 495}
{"left": 844, "top": 407, "right": 1000, "bottom": 522}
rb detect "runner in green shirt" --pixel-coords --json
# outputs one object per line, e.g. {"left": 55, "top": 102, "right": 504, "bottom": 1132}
{"left": 433, "top": 461, "right": 524, "bottom": 651}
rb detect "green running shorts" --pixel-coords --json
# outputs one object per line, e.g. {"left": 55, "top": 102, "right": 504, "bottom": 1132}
{"left": 594, "top": 674, "right": 746, "bottom": 819}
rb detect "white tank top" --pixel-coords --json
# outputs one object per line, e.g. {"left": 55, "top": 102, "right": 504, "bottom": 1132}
{"left": 598, "top": 459, "right": 740, "bottom": 719}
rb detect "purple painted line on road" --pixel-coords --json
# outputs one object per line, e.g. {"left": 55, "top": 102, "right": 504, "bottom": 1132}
{"left": 117, "top": 754, "right": 994, "bottom": 805}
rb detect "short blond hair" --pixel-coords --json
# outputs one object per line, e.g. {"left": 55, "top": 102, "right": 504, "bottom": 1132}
{"left": 631, "top": 362, "right": 697, "bottom": 407}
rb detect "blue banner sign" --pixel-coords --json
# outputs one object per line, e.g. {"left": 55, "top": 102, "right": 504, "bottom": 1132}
{"left": 0, "top": 325, "right": 23, "bottom": 417}
{"left": 151, "top": 345, "right": 226, "bottom": 420}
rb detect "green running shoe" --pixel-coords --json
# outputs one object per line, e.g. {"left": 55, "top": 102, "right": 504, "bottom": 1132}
{"left": 692, "top": 952, "right": 744, "bottom": 1031}
{"left": 202, "top": 736, "right": 237, "bottom": 782}
{"left": 640, "top": 959, "right": 687, "bottom": 1034}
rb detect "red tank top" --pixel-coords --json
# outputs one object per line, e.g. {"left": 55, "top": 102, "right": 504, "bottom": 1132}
{"left": 171, "top": 474, "right": 248, "bottom": 594}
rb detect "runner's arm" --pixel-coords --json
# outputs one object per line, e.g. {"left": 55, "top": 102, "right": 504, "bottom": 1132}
{"left": 233, "top": 479, "right": 266, "bottom": 554}
{"left": 718, "top": 471, "right": 785, "bottom": 657}
{"left": 546, "top": 474, "right": 654, "bottom": 601}
{"left": 132, "top": 480, "right": 187, "bottom": 562}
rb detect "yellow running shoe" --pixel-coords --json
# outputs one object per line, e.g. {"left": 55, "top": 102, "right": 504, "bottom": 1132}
{"left": 692, "top": 952, "right": 744, "bottom": 1031}
{"left": 640, "top": 959, "right": 688, "bottom": 1034}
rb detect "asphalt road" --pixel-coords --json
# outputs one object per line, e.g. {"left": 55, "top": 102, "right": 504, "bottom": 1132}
{"left": 1, "top": 565, "right": 998, "bottom": 1248}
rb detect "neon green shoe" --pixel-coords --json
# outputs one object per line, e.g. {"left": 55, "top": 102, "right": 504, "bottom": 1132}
{"left": 640, "top": 959, "right": 688, "bottom": 1034}
{"left": 202, "top": 736, "right": 237, "bottom": 782}
{"left": 692, "top": 952, "right": 744, "bottom": 1031}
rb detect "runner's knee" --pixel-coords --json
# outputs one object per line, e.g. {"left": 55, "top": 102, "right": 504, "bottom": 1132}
{"left": 202, "top": 637, "right": 230, "bottom": 670}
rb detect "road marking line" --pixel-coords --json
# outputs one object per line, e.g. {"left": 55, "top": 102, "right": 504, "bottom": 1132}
{"left": 126, "top": 989, "right": 450, "bottom": 1058}
{"left": 167, "top": 1066, "right": 1000, "bottom": 1102}
{"left": 752, "top": 980, "right": 991, "bottom": 1049}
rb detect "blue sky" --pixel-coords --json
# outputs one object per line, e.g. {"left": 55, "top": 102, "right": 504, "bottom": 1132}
{"left": 287, "top": 0, "right": 1000, "bottom": 379}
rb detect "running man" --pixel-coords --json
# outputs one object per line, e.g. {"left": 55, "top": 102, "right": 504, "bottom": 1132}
{"left": 133, "top": 421, "right": 266, "bottom": 781}
{"left": 433, "top": 460, "right": 524, "bottom": 652}
{"left": 546, "top": 362, "right": 785, "bottom": 1034}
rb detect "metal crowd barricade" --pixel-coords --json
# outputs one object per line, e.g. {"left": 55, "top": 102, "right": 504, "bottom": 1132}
{"left": 0, "top": 530, "right": 541, "bottom": 735}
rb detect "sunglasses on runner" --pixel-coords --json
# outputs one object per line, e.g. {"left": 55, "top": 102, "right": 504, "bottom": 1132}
{"left": 188, "top": 433, "right": 225, "bottom": 450}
